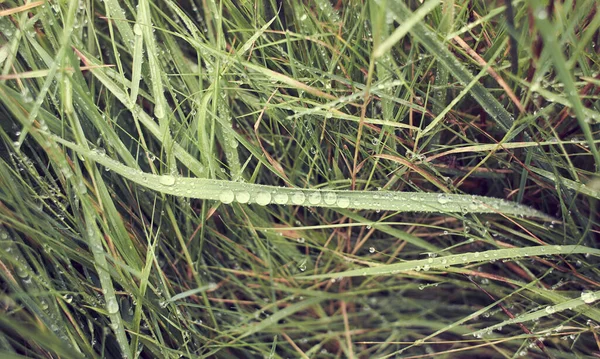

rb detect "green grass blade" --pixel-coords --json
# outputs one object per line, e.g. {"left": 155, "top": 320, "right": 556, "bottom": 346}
{"left": 51, "top": 134, "right": 551, "bottom": 218}
{"left": 469, "top": 290, "right": 600, "bottom": 338}
{"left": 374, "top": 0, "right": 441, "bottom": 58}
{"left": 298, "top": 245, "right": 600, "bottom": 279}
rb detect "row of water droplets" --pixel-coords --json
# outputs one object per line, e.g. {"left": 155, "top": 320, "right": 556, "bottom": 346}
{"left": 151, "top": 172, "right": 542, "bottom": 215}
{"left": 217, "top": 188, "right": 349, "bottom": 208}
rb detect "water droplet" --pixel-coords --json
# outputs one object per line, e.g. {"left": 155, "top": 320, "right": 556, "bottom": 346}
{"left": 308, "top": 192, "right": 321, "bottom": 205}
{"left": 63, "top": 294, "right": 73, "bottom": 303}
{"left": 273, "top": 192, "right": 288, "bottom": 204}
{"left": 369, "top": 247, "right": 375, "bottom": 253}
{"left": 581, "top": 291, "right": 597, "bottom": 304}
{"left": 155, "top": 104, "right": 165, "bottom": 119}
{"left": 255, "top": 191, "right": 271, "bottom": 206}
{"left": 106, "top": 298, "right": 119, "bottom": 314}
{"left": 437, "top": 193, "right": 450, "bottom": 204}
{"left": 236, "top": 191, "right": 250, "bottom": 203}
{"left": 159, "top": 175, "right": 176, "bottom": 186}
{"left": 323, "top": 192, "right": 337, "bottom": 205}
{"left": 536, "top": 8, "right": 548, "bottom": 20}
{"left": 219, "top": 190, "right": 234, "bottom": 204}
{"left": 291, "top": 192, "right": 306, "bottom": 205}
{"left": 337, "top": 197, "right": 350, "bottom": 208}
{"left": 133, "top": 23, "right": 143, "bottom": 36}
{"left": 545, "top": 306, "right": 556, "bottom": 314}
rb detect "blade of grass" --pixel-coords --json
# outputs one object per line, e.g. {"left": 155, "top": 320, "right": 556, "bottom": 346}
{"left": 50, "top": 134, "right": 552, "bottom": 219}
{"left": 298, "top": 245, "right": 600, "bottom": 279}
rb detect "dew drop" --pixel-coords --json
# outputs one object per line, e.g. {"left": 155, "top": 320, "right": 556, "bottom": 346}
{"left": 106, "top": 298, "right": 119, "bottom": 314}
{"left": 255, "top": 191, "right": 272, "bottom": 206}
{"left": 273, "top": 192, "right": 288, "bottom": 204}
{"left": 369, "top": 247, "right": 375, "bottom": 253}
{"left": 437, "top": 193, "right": 450, "bottom": 204}
{"left": 133, "top": 23, "right": 142, "bottom": 36}
{"left": 337, "top": 197, "right": 350, "bottom": 208}
{"left": 308, "top": 192, "right": 321, "bottom": 205}
{"left": 236, "top": 191, "right": 250, "bottom": 203}
{"left": 291, "top": 192, "right": 306, "bottom": 205}
{"left": 323, "top": 192, "right": 337, "bottom": 205}
{"left": 154, "top": 105, "right": 165, "bottom": 119}
{"left": 581, "top": 291, "right": 597, "bottom": 304}
{"left": 159, "top": 175, "right": 176, "bottom": 186}
{"left": 219, "top": 190, "right": 235, "bottom": 204}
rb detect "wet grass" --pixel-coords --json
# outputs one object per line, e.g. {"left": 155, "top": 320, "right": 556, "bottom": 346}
{"left": 0, "top": 0, "right": 599, "bottom": 358}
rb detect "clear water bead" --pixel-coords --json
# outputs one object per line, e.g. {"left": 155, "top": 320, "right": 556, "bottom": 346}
{"left": 219, "top": 190, "right": 235, "bottom": 204}
{"left": 255, "top": 191, "right": 272, "bottom": 206}
{"left": 159, "top": 175, "right": 176, "bottom": 186}
{"left": 291, "top": 192, "right": 306, "bottom": 205}
{"left": 236, "top": 191, "right": 250, "bottom": 203}
{"left": 581, "top": 291, "right": 597, "bottom": 304}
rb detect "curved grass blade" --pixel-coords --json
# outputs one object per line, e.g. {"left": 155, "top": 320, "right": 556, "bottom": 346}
{"left": 374, "top": 0, "right": 441, "bottom": 58}
{"left": 50, "top": 135, "right": 551, "bottom": 219}
{"left": 530, "top": 167, "right": 600, "bottom": 200}
{"left": 296, "top": 245, "right": 600, "bottom": 279}
{"left": 468, "top": 290, "right": 600, "bottom": 338}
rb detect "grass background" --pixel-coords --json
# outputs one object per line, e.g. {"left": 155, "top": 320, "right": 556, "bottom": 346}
{"left": 1, "top": 0, "right": 599, "bottom": 358}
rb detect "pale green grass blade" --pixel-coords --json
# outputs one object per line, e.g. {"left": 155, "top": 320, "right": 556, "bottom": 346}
{"left": 138, "top": 0, "right": 176, "bottom": 173}
{"left": 469, "top": 290, "right": 600, "bottom": 338}
{"left": 298, "top": 245, "right": 600, "bottom": 279}
{"left": 51, "top": 135, "right": 551, "bottom": 218}
{"left": 129, "top": 22, "right": 144, "bottom": 103}
{"left": 530, "top": 167, "right": 600, "bottom": 200}
{"left": 166, "top": 283, "right": 216, "bottom": 304}
{"left": 19, "top": 0, "right": 77, "bottom": 142}
{"left": 237, "top": 297, "right": 324, "bottom": 340}
{"left": 82, "top": 193, "right": 132, "bottom": 358}
{"left": 374, "top": 0, "right": 441, "bottom": 58}
{"left": 103, "top": 0, "right": 135, "bottom": 46}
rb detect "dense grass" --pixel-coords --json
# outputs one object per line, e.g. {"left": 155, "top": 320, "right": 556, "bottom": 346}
{"left": 1, "top": 0, "right": 599, "bottom": 358}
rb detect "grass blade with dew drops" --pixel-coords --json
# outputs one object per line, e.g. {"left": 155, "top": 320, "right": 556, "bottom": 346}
{"left": 50, "top": 134, "right": 553, "bottom": 219}
{"left": 469, "top": 290, "right": 600, "bottom": 338}
{"left": 296, "top": 245, "right": 600, "bottom": 280}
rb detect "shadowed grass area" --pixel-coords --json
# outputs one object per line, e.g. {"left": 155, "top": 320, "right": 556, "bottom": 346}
{"left": 0, "top": 0, "right": 599, "bottom": 358}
